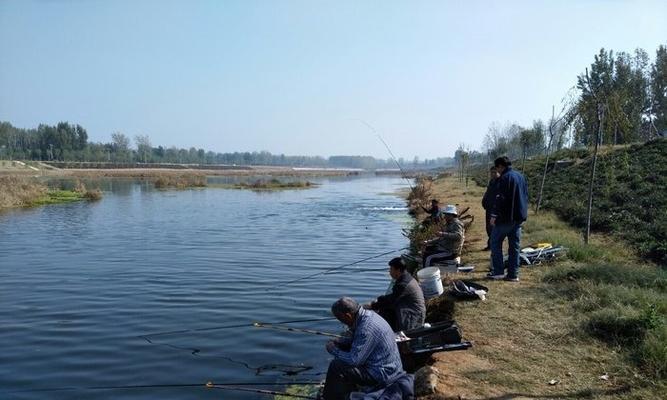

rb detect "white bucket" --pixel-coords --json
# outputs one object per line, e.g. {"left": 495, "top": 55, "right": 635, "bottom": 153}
{"left": 417, "top": 267, "right": 444, "bottom": 299}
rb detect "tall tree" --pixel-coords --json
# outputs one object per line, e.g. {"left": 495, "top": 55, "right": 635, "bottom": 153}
{"left": 134, "top": 134, "right": 152, "bottom": 163}
{"left": 651, "top": 45, "right": 667, "bottom": 134}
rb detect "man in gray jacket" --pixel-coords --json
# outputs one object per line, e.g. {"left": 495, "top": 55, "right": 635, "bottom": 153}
{"left": 368, "top": 257, "right": 426, "bottom": 332}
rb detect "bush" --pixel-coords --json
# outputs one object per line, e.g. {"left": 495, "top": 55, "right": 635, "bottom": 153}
{"left": 637, "top": 325, "right": 667, "bottom": 379}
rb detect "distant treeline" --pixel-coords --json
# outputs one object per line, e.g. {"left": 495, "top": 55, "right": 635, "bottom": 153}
{"left": 0, "top": 121, "right": 454, "bottom": 169}
{"left": 478, "top": 44, "right": 667, "bottom": 162}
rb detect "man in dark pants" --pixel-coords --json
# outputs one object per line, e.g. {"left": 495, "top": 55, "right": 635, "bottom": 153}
{"left": 367, "top": 257, "right": 425, "bottom": 332}
{"left": 481, "top": 167, "right": 500, "bottom": 251}
{"left": 487, "top": 156, "right": 528, "bottom": 282}
{"left": 322, "top": 297, "right": 404, "bottom": 400}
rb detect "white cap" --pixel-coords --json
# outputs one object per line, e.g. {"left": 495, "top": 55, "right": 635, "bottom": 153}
{"left": 443, "top": 205, "right": 458, "bottom": 215}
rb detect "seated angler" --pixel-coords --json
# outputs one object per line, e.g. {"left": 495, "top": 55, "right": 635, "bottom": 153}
{"left": 421, "top": 205, "right": 464, "bottom": 268}
{"left": 366, "top": 257, "right": 425, "bottom": 332}
{"left": 322, "top": 297, "right": 408, "bottom": 400}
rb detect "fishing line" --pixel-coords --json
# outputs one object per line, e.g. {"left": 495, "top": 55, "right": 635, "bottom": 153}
{"left": 3, "top": 380, "right": 322, "bottom": 396}
{"left": 142, "top": 338, "right": 315, "bottom": 377}
{"left": 269, "top": 246, "right": 408, "bottom": 289}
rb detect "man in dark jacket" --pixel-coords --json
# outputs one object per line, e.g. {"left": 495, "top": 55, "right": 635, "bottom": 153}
{"left": 368, "top": 257, "right": 426, "bottom": 332}
{"left": 481, "top": 166, "right": 500, "bottom": 251}
{"left": 487, "top": 156, "right": 528, "bottom": 282}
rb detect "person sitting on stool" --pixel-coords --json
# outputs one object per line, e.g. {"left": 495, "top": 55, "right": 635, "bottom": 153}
{"left": 322, "top": 297, "right": 405, "bottom": 400}
{"left": 366, "top": 257, "right": 425, "bottom": 332}
{"left": 421, "top": 205, "right": 464, "bottom": 268}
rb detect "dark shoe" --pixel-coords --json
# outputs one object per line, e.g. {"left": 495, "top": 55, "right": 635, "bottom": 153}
{"left": 486, "top": 273, "right": 504, "bottom": 280}
{"left": 482, "top": 246, "right": 491, "bottom": 251}
{"left": 503, "top": 276, "right": 520, "bottom": 282}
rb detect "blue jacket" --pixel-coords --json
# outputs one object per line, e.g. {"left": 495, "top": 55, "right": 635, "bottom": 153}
{"left": 490, "top": 167, "right": 528, "bottom": 224}
{"left": 329, "top": 308, "right": 404, "bottom": 385}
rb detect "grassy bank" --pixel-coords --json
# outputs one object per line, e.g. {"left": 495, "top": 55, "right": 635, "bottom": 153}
{"left": 407, "top": 176, "right": 665, "bottom": 399}
{"left": 0, "top": 176, "right": 102, "bottom": 209}
{"left": 472, "top": 139, "right": 666, "bottom": 264}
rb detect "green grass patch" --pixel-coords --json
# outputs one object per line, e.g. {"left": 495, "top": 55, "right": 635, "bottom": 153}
{"left": 31, "top": 190, "right": 86, "bottom": 205}
{"left": 543, "top": 263, "right": 666, "bottom": 379}
{"left": 274, "top": 384, "right": 321, "bottom": 400}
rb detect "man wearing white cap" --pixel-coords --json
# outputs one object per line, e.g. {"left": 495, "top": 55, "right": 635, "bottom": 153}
{"left": 421, "top": 205, "right": 464, "bottom": 268}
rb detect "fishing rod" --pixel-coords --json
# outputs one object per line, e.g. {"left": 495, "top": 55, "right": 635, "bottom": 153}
{"left": 140, "top": 316, "right": 337, "bottom": 340}
{"left": 253, "top": 322, "right": 343, "bottom": 338}
{"left": 270, "top": 246, "right": 408, "bottom": 289}
{"left": 3, "top": 381, "right": 322, "bottom": 396}
{"left": 350, "top": 118, "right": 415, "bottom": 190}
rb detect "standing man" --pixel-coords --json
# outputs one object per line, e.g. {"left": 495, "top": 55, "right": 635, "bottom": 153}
{"left": 422, "top": 205, "right": 464, "bottom": 268}
{"left": 487, "top": 156, "right": 528, "bottom": 282}
{"left": 322, "top": 297, "right": 405, "bottom": 400}
{"left": 367, "top": 257, "right": 426, "bottom": 332}
{"left": 481, "top": 166, "right": 500, "bottom": 251}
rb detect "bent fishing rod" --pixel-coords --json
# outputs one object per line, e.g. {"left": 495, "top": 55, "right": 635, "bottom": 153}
{"left": 350, "top": 118, "right": 415, "bottom": 190}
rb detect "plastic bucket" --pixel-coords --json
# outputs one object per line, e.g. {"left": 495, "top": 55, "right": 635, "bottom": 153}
{"left": 417, "top": 267, "right": 444, "bottom": 299}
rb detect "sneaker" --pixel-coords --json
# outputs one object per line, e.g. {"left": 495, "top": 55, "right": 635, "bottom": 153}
{"left": 486, "top": 273, "right": 505, "bottom": 280}
{"left": 504, "top": 276, "right": 520, "bottom": 282}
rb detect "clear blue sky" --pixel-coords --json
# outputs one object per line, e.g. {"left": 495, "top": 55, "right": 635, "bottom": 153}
{"left": 1, "top": 0, "right": 665, "bottom": 159}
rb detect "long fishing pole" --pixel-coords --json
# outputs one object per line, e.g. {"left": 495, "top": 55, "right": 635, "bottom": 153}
{"left": 253, "top": 322, "right": 343, "bottom": 338}
{"left": 3, "top": 381, "right": 322, "bottom": 396}
{"left": 270, "top": 246, "right": 408, "bottom": 289}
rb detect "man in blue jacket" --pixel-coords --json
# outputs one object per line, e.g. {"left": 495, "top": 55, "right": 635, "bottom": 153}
{"left": 487, "top": 156, "right": 528, "bottom": 282}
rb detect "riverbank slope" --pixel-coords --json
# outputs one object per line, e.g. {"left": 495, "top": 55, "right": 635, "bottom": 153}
{"left": 412, "top": 176, "right": 665, "bottom": 400}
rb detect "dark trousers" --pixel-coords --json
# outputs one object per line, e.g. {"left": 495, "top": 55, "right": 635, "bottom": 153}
{"left": 376, "top": 307, "right": 398, "bottom": 332}
{"left": 422, "top": 245, "right": 456, "bottom": 268}
{"left": 322, "top": 359, "right": 379, "bottom": 400}
{"left": 485, "top": 211, "right": 492, "bottom": 248}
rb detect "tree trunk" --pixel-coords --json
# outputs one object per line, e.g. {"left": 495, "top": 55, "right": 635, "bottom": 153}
{"left": 535, "top": 106, "right": 555, "bottom": 213}
{"left": 585, "top": 105, "right": 604, "bottom": 244}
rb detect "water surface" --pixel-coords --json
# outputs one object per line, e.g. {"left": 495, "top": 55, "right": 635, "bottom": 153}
{"left": 0, "top": 176, "right": 410, "bottom": 399}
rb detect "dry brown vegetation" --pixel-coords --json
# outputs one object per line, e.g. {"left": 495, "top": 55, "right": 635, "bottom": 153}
{"left": 0, "top": 177, "right": 103, "bottom": 209}
{"left": 0, "top": 176, "right": 47, "bottom": 208}
{"left": 413, "top": 175, "right": 664, "bottom": 400}
{"left": 153, "top": 174, "right": 207, "bottom": 189}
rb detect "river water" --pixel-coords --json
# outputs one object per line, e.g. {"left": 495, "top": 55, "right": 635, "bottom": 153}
{"left": 0, "top": 176, "right": 411, "bottom": 399}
